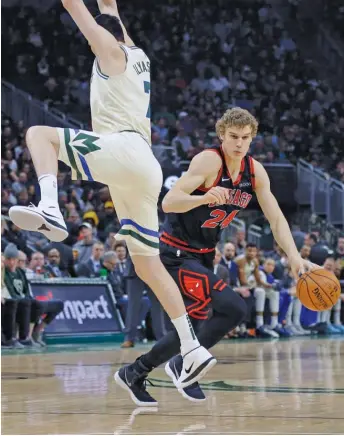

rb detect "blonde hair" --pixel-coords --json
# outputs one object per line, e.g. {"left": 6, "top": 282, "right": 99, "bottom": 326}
{"left": 215, "top": 107, "right": 258, "bottom": 139}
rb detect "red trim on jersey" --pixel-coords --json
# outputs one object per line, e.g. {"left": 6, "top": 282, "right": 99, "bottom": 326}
{"left": 220, "top": 145, "right": 245, "bottom": 186}
{"left": 248, "top": 156, "right": 256, "bottom": 190}
{"left": 197, "top": 149, "right": 223, "bottom": 192}
{"left": 213, "top": 279, "right": 223, "bottom": 290}
{"left": 232, "top": 158, "right": 245, "bottom": 186}
{"left": 161, "top": 232, "right": 188, "bottom": 246}
{"left": 218, "top": 283, "right": 227, "bottom": 291}
{"left": 161, "top": 237, "right": 215, "bottom": 254}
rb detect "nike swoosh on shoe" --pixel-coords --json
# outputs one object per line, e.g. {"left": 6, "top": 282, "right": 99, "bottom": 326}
{"left": 185, "top": 363, "right": 194, "bottom": 374}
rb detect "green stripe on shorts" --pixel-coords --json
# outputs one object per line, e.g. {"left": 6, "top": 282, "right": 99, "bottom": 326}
{"left": 64, "top": 129, "right": 82, "bottom": 180}
{"left": 118, "top": 229, "right": 160, "bottom": 249}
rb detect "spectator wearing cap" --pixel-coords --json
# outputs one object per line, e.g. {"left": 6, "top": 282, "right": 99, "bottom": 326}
{"left": 73, "top": 222, "right": 99, "bottom": 266}
{"left": 98, "top": 201, "right": 118, "bottom": 237}
{"left": 3, "top": 244, "right": 64, "bottom": 346}
{"left": 76, "top": 242, "right": 104, "bottom": 277}
{"left": 83, "top": 209, "right": 100, "bottom": 232}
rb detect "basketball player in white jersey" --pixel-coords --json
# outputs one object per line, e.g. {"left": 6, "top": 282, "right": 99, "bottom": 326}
{"left": 9, "top": 0, "right": 215, "bottom": 402}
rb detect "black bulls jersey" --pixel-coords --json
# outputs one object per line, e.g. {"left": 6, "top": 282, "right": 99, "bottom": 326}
{"left": 161, "top": 146, "right": 256, "bottom": 262}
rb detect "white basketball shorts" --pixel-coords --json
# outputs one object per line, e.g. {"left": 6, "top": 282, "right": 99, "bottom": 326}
{"left": 57, "top": 128, "right": 163, "bottom": 256}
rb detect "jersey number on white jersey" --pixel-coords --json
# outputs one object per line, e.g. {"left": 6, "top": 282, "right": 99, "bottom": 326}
{"left": 144, "top": 80, "right": 151, "bottom": 119}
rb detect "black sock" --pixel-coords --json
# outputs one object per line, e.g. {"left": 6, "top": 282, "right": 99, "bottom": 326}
{"left": 140, "top": 329, "right": 181, "bottom": 369}
{"left": 137, "top": 355, "right": 155, "bottom": 372}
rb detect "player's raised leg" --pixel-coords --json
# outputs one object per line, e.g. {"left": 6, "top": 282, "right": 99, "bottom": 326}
{"left": 9, "top": 126, "right": 68, "bottom": 242}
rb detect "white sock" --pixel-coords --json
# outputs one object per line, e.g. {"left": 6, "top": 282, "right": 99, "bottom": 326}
{"left": 334, "top": 311, "right": 341, "bottom": 326}
{"left": 285, "top": 297, "right": 294, "bottom": 325}
{"left": 270, "top": 315, "right": 278, "bottom": 329}
{"left": 38, "top": 174, "right": 58, "bottom": 206}
{"left": 171, "top": 313, "right": 200, "bottom": 356}
{"left": 334, "top": 300, "right": 341, "bottom": 325}
{"left": 256, "top": 315, "right": 264, "bottom": 328}
{"left": 293, "top": 298, "right": 302, "bottom": 327}
{"left": 321, "top": 310, "right": 330, "bottom": 324}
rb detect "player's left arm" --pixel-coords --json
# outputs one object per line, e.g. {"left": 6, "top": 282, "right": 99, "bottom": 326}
{"left": 253, "top": 159, "right": 319, "bottom": 279}
{"left": 61, "top": 0, "right": 125, "bottom": 64}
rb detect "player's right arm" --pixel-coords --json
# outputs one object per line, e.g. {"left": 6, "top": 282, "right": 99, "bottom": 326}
{"left": 97, "top": 0, "right": 135, "bottom": 46}
{"left": 162, "top": 151, "right": 229, "bottom": 214}
{"left": 61, "top": 0, "right": 126, "bottom": 73}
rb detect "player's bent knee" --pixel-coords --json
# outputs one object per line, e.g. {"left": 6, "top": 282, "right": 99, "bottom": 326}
{"left": 26, "top": 126, "right": 60, "bottom": 150}
{"left": 217, "top": 287, "right": 247, "bottom": 322}
{"left": 25, "top": 126, "right": 40, "bottom": 148}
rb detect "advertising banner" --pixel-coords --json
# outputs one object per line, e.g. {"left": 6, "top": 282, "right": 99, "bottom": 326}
{"left": 30, "top": 280, "right": 124, "bottom": 336}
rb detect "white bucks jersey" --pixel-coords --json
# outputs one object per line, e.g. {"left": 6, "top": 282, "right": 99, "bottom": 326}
{"left": 90, "top": 45, "right": 151, "bottom": 144}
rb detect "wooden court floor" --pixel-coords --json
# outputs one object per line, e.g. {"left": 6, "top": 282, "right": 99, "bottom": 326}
{"left": 2, "top": 338, "right": 344, "bottom": 434}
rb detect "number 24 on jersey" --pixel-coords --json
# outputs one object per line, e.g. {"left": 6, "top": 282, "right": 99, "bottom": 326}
{"left": 202, "top": 209, "right": 239, "bottom": 229}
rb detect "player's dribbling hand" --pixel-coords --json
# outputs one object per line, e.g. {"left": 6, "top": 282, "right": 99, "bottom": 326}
{"left": 203, "top": 187, "right": 229, "bottom": 205}
{"left": 289, "top": 255, "right": 321, "bottom": 280}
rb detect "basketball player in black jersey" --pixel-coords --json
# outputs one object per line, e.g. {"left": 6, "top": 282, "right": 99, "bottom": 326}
{"left": 116, "top": 107, "right": 319, "bottom": 406}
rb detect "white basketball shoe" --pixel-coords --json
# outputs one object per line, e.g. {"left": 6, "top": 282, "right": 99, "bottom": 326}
{"left": 9, "top": 203, "right": 68, "bottom": 242}
{"left": 177, "top": 345, "right": 216, "bottom": 389}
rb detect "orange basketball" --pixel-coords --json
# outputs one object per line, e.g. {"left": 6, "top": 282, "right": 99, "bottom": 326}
{"left": 296, "top": 268, "right": 341, "bottom": 311}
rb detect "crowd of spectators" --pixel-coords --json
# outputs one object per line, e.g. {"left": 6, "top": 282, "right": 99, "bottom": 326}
{"left": 2, "top": 0, "right": 344, "bottom": 179}
{"left": 2, "top": 0, "right": 344, "bottom": 347}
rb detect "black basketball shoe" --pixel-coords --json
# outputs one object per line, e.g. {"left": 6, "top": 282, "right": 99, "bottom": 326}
{"left": 114, "top": 360, "right": 158, "bottom": 406}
